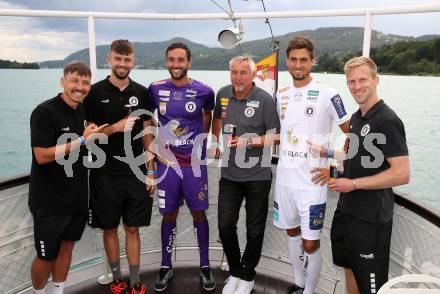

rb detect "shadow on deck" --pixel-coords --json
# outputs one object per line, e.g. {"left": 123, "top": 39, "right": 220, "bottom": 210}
{"left": 65, "top": 266, "right": 292, "bottom": 293}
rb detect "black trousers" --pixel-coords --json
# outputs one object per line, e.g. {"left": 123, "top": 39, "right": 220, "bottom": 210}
{"left": 218, "top": 177, "right": 272, "bottom": 281}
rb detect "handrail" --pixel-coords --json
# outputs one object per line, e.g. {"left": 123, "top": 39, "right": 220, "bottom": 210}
{"left": 0, "top": 173, "right": 29, "bottom": 192}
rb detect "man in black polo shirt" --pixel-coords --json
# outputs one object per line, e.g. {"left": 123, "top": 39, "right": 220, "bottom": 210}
{"left": 29, "top": 61, "right": 107, "bottom": 294}
{"left": 211, "top": 56, "right": 280, "bottom": 294}
{"left": 328, "top": 56, "right": 410, "bottom": 294}
{"left": 85, "top": 40, "right": 155, "bottom": 294}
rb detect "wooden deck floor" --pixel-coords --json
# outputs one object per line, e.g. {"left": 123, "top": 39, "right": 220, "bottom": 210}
{"left": 65, "top": 266, "right": 292, "bottom": 293}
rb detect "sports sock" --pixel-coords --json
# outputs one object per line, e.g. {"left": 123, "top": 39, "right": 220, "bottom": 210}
{"left": 129, "top": 264, "right": 140, "bottom": 288}
{"left": 48, "top": 282, "right": 65, "bottom": 294}
{"left": 161, "top": 220, "right": 177, "bottom": 268}
{"left": 303, "top": 247, "right": 322, "bottom": 294}
{"left": 288, "top": 235, "right": 305, "bottom": 288}
{"left": 193, "top": 219, "right": 210, "bottom": 268}
{"left": 109, "top": 260, "right": 122, "bottom": 281}
{"left": 32, "top": 284, "right": 47, "bottom": 293}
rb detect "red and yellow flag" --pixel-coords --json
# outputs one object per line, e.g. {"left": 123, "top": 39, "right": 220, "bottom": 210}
{"left": 253, "top": 52, "right": 277, "bottom": 97}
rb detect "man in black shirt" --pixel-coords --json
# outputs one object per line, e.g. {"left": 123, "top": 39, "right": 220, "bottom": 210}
{"left": 29, "top": 61, "right": 107, "bottom": 294}
{"left": 328, "top": 57, "right": 410, "bottom": 294}
{"left": 85, "top": 39, "right": 155, "bottom": 294}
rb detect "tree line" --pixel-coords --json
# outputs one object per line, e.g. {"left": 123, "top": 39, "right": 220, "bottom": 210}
{"left": 0, "top": 59, "right": 40, "bottom": 69}
{"left": 315, "top": 38, "right": 440, "bottom": 75}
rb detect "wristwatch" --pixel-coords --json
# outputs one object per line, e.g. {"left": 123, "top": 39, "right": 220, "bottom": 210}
{"left": 246, "top": 137, "right": 253, "bottom": 149}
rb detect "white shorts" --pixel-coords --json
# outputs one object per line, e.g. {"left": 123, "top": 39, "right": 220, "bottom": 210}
{"left": 273, "top": 184, "right": 327, "bottom": 240}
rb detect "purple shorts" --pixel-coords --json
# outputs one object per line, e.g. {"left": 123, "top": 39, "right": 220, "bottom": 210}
{"left": 157, "top": 162, "right": 209, "bottom": 214}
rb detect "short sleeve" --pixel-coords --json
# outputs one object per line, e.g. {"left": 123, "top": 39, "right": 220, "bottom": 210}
{"left": 326, "top": 92, "right": 350, "bottom": 125}
{"left": 379, "top": 116, "right": 408, "bottom": 158}
{"left": 203, "top": 86, "right": 215, "bottom": 111}
{"left": 30, "top": 105, "right": 56, "bottom": 148}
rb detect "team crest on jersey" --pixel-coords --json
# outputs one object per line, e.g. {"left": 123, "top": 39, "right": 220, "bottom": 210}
{"left": 361, "top": 124, "right": 371, "bottom": 137}
{"left": 159, "top": 102, "right": 167, "bottom": 115}
{"left": 129, "top": 96, "right": 139, "bottom": 106}
{"left": 198, "top": 191, "right": 206, "bottom": 200}
{"left": 185, "top": 101, "right": 196, "bottom": 113}
{"left": 305, "top": 105, "right": 316, "bottom": 117}
{"left": 244, "top": 107, "right": 255, "bottom": 117}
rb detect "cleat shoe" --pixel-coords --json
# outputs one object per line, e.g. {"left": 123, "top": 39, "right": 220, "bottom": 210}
{"left": 200, "top": 267, "right": 216, "bottom": 291}
{"left": 154, "top": 267, "right": 174, "bottom": 292}
{"left": 286, "top": 284, "right": 304, "bottom": 294}
{"left": 109, "top": 279, "right": 129, "bottom": 294}
{"left": 222, "top": 276, "right": 240, "bottom": 294}
{"left": 130, "top": 282, "right": 147, "bottom": 294}
{"left": 235, "top": 279, "right": 254, "bottom": 294}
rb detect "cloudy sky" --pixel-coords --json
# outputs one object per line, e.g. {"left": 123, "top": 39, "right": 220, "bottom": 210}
{"left": 1, "top": 0, "right": 440, "bottom": 62}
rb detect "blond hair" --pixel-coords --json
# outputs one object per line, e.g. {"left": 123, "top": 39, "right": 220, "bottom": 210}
{"left": 344, "top": 56, "right": 378, "bottom": 77}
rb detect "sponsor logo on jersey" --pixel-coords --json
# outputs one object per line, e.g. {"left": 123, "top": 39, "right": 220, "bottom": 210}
{"left": 307, "top": 89, "right": 319, "bottom": 96}
{"left": 100, "top": 99, "right": 109, "bottom": 103}
{"left": 307, "top": 95, "right": 318, "bottom": 102}
{"left": 246, "top": 100, "right": 260, "bottom": 108}
{"left": 186, "top": 89, "right": 198, "bottom": 95}
{"left": 159, "top": 90, "right": 170, "bottom": 96}
{"left": 61, "top": 127, "right": 70, "bottom": 131}
{"left": 294, "top": 92, "right": 303, "bottom": 101}
{"left": 330, "top": 94, "right": 348, "bottom": 119}
{"left": 220, "top": 98, "right": 229, "bottom": 106}
{"left": 286, "top": 128, "right": 299, "bottom": 145}
{"left": 174, "top": 138, "right": 194, "bottom": 146}
{"left": 361, "top": 124, "right": 371, "bottom": 137}
{"left": 173, "top": 91, "right": 182, "bottom": 98}
{"left": 359, "top": 253, "right": 375, "bottom": 260}
{"left": 305, "top": 105, "right": 316, "bottom": 117}
{"left": 186, "top": 94, "right": 196, "bottom": 99}
{"left": 160, "top": 97, "right": 170, "bottom": 102}
{"left": 244, "top": 107, "right": 255, "bottom": 117}
{"left": 282, "top": 150, "right": 308, "bottom": 158}
{"left": 198, "top": 191, "right": 206, "bottom": 200}
{"left": 281, "top": 95, "right": 290, "bottom": 100}
{"left": 185, "top": 101, "right": 196, "bottom": 112}
{"left": 129, "top": 96, "right": 139, "bottom": 106}
{"left": 159, "top": 102, "right": 167, "bottom": 115}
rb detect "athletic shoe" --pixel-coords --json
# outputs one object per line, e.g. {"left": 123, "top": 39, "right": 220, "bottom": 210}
{"left": 286, "top": 284, "right": 304, "bottom": 294}
{"left": 235, "top": 279, "right": 254, "bottom": 294}
{"left": 153, "top": 267, "right": 174, "bottom": 292}
{"left": 222, "top": 276, "right": 240, "bottom": 294}
{"left": 109, "top": 279, "right": 129, "bottom": 294}
{"left": 199, "top": 267, "right": 216, "bottom": 291}
{"left": 130, "top": 282, "right": 147, "bottom": 294}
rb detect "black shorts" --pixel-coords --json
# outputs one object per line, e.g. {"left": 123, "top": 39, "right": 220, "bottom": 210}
{"left": 89, "top": 174, "right": 153, "bottom": 229}
{"left": 33, "top": 213, "right": 87, "bottom": 261}
{"left": 330, "top": 209, "right": 392, "bottom": 294}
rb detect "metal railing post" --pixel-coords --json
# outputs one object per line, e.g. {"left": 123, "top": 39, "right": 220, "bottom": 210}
{"left": 87, "top": 15, "right": 98, "bottom": 83}
{"left": 362, "top": 12, "right": 372, "bottom": 57}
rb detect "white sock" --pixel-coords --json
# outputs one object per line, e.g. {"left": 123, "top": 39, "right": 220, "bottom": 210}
{"left": 49, "top": 282, "right": 65, "bottom": 294}
{"left": 303, "top": 247, "right": 322, "bottom": 294}
{"left": 32, "top": 284, "right": 48, "bottom": 294}
{"left": 288, "top": 235, "right": 305, "bottom": 288}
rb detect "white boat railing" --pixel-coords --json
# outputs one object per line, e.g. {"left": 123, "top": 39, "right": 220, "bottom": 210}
{"left": 1, "top": 4, "right": 440, "bottom": 80}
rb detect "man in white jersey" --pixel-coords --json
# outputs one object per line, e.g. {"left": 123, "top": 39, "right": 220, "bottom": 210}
{"left": 273, "top": 35, "right": 350, "bottom": 294}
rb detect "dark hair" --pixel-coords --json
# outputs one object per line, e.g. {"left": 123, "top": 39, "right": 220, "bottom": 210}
{"left": 166, "top": 42, "right": 191, "bottom": 61}
{"left": 63, "top": 60, "right": 91, "bottom": 77}
{"left": 285, "top": 35, "right": 315, "bottom": 59}
{"left": 110, "top": 39, "right": 134, "bottom": 55}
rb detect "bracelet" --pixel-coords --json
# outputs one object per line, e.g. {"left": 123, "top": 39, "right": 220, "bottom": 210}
{"left": 79, "top": 136, "right": 86, "bottom": 146}
{"left": 146, "top": 170, "right": 157, "bottom": 175}
{"left": 327, "top": 148, "right": 334, "bottom": 159}
{"left": 353, "top": 179, "right": 357, "bottom": 190}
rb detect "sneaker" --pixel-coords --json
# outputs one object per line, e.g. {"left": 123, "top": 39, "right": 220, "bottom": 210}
{"left": 235, "top": 279, "right": 254, "bottom": 294}
{"left": 130, "top": 282, "right": 147, "bottom": 294}
{"left": 286, "top": 284, "right": 304, "bottom": 294}
{"left": 222, "top": 276, "right": 240, "bottom": 294}
{"left": 154, "top": 267, "right": 174, "bottom": 292}
{"left": 200, "top": 267, "right": 216, "bottom": 291}
{"left": 109, "top": 279, "right": 129, "bottom": 294}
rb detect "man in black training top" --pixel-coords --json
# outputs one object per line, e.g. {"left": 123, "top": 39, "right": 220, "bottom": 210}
{"left": 85, "top": 39, "right": 156, "bottom": 294}
{"left": 328, "top": 56, "right": 410, "bottom": 294}
{"left": 29, "top": 61, "right": 107, "bottom": 294}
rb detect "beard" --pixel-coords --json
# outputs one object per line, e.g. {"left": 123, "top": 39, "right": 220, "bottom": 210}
{"left": 168, "top": 67, "right": 188, "bottom": 80}
{"left": 291, "top": 68, "right": 311, "bottom": 81}
{"left": 112, "top": 66, "right": 130, "bottom": 80}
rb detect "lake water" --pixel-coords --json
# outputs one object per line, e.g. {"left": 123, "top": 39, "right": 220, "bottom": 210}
{"left": 0, "top": 69, "right": 439, "bottom": 208}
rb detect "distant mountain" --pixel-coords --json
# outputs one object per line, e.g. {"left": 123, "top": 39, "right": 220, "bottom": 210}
{"left": 0, "top": 59, "right": 39, "bottom": 69}
{"left": 39, "top": 27, "right": 439, "bottom": 70}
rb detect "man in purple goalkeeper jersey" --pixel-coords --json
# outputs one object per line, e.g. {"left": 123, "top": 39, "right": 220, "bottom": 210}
{"left": 147, "top": 42, "right": 216, "bottom": 292}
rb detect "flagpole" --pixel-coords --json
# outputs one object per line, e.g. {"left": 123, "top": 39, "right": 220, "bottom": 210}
{"left": 272, "top": 41, "right": 280, "bottom": 102}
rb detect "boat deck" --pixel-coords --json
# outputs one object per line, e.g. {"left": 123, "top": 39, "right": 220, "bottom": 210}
{"left": 65, "top": 266, "right": 292, "bottom": 293}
